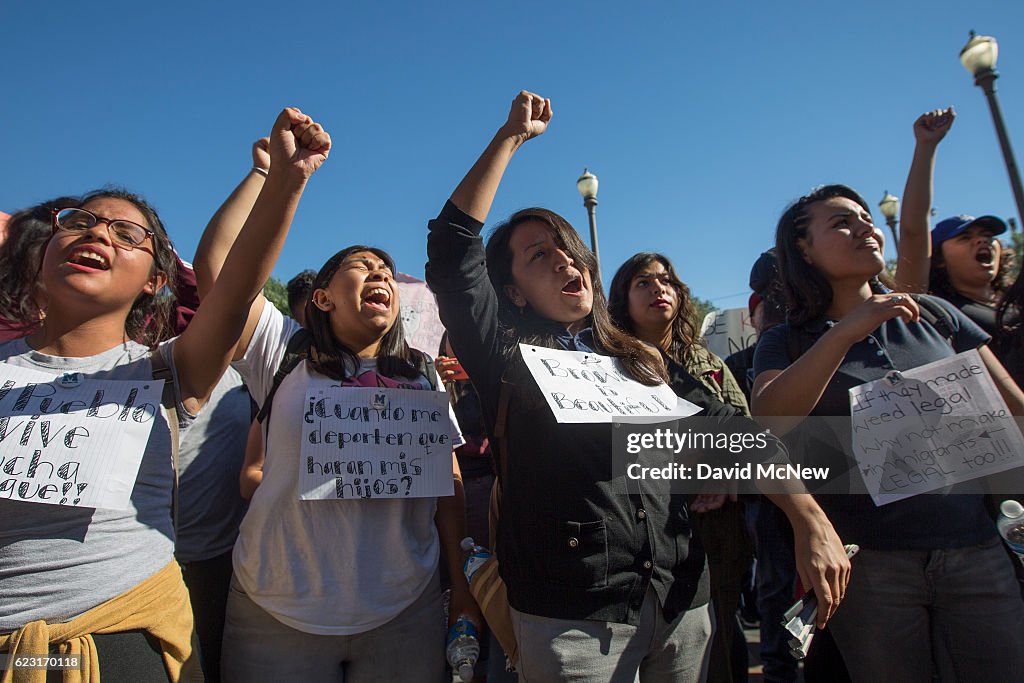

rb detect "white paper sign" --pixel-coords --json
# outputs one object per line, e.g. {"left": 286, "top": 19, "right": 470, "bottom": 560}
{"left": 396, "top": 274, "right": 445, "bottom": 357}
{"left": 0, "top": 364, "right": 162, "bottom": 510}
{"left": 519, "top": 344, "right": 701, "bottom": 424}
{"left": 300, "top": 386, "right": 456, "bottom": 500}
{"left": 849, "top": 349, "right": 1024, "bottom": 505}
{"left": 700, "top": 308, "right": 758, "bottom": 359}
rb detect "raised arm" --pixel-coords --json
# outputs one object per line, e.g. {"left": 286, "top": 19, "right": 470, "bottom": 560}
{"left": 425, "top": 92, "right": 551, "bottom": 418}
{"left": 174, "top": 108, "right": 330, "bottom": 413}
{"left": 450, "top": 90, "right": 551, "bottom": 222}
{"left": 193, "top": 138, "right": 270, "bottom": 299}
{"left": 893, "top": 108, "right": 956, "bottom": 292}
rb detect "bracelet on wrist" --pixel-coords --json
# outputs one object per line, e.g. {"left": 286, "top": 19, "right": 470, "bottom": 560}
{"left": 252, "top": 166, "right": 269, "bottom": 177}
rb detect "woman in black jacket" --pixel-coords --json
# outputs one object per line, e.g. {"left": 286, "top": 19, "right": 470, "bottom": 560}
{"left": 426, "top": 90, "right": 848, "bottom": 683}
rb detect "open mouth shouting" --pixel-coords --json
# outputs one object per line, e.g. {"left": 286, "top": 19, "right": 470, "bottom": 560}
{"left": 65, "top": 246, "right": 111, "bottom": 272}
{"left": 362, "top": 286, "right": 392, "bottom": 313}
{"left": 975, "top": 244, "right": 995, "bottom": 267}
{"left": 561, "top": 274, "right": 585, "bottom": 297}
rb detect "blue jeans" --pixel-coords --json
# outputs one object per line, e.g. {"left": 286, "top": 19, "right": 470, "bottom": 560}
{"left": 827, "top": 537, "right": 1024, "bottom": 682}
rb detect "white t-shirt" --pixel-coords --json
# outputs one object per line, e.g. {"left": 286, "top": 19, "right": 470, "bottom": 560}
{"left": 232, "top": 304, "right": 463, "bottom": 635}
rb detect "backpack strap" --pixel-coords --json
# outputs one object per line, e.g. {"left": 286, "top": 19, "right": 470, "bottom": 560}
{"left": 256, "top": 328, "right": 313, "bottom": 426}
{"left": 150, "top": 348, "right": 180, "bottom": 533}
{"left": 413, "top": 352, "right": 438, "bottom": 391}
{"left": 911, "top": 294, "right": 956, "bottom": 348}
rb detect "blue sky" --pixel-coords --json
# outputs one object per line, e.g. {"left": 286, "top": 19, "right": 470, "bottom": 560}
{"left": 2, "top": 0, "right": 1023, "bottom": 309}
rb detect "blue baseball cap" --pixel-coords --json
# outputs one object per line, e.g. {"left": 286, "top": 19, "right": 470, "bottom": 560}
{"left": 932, "top": 215, "right": 1007, "bottom": 246}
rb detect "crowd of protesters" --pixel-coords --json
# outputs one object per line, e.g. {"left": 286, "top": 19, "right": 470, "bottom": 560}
{"left": 1, "top": 93, "right": 1023, "bottom": 683}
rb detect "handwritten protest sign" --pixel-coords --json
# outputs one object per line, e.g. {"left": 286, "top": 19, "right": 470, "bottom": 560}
{"left": 0, "top": 364, "right": 162, "bottom": 510}
{"left": 396, "top": 274, "right": 445, "bottom": 356}
{"left": 300, "top": 386, "right": 456, "bottom": 500}
{"left": 849, "top": 349, "right": 1024, "bottom": 505}
{"left": 700, "top": 308, "right": 758, "bottom": 359}
{"left": 519, "top": 344, "right": 700, "bottom": 424}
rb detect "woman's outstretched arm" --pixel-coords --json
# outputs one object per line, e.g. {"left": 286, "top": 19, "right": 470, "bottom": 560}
{"left": 893, "top": 108, "right": 955, "bottom": 292}
{"left": 426, "top": 92, "right": 551, "bottom": 419}
{"left": 175, "top": 108, "right": 330, "bottom": 413}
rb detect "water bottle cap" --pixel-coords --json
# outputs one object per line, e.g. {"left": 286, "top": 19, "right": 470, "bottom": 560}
{"left": 460, "top": 537, "right": 475, "bottom": 552}
{"left": 1001, "top": 499, "right": 1024, "bottom": 519}
{"left": 457, "top": 662, "right": 474, "bottom": 682}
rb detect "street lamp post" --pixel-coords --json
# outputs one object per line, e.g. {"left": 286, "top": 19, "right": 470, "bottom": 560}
{"left": 577, "top": 168, "right": 600, "bottom": 269}
{"left": 960, "top": 31, "right": 1024, "bottom": 223}
{"left": 878, "top": 191, "right": 900, "bottom": 245}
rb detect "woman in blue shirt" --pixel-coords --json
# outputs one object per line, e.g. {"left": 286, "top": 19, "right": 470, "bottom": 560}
{"left": 752, "top": 183, "right": 1024, "bottom": 682}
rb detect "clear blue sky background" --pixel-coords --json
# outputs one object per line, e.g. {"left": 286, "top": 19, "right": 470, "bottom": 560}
{"left": 2, "top": 0, "right": 1023, "bottom": 308}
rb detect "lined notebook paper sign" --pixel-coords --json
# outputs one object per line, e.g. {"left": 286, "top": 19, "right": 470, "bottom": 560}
{"left": 0, "top": 363, "right": 162, "bottom": 510}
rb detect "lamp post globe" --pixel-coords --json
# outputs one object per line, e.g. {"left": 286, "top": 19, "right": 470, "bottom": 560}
{"left": 879, "top": 191, "right": 900, "bottom": 244}
{"left": 960, "top": 31, "right": 1024, "bottom": 223}
{"left": 577, "top": 168, "right": 600, "bottom": 269}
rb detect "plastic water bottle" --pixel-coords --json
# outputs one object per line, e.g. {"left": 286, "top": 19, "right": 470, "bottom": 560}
{"left": 446, "top": 616, "right": 479, "bottom": 683}
{"left": 461, "top": 537, "right": 492, "bottom": 583}
{"left": 997, "top": 500, "right": 1024, "bottom": 564}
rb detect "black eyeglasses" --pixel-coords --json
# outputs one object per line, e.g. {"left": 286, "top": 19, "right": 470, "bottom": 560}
{"left": 52, "top": 207, "right": 155, "bottom": 250}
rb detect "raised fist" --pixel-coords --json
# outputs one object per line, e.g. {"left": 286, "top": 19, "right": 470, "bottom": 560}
{"left": 913, "top": 107, "right": 955, "bottom": 146}
{"left": 252, "top": 137, "right": 271, "bottom": 172}
{"left": 269, "top": 108, "right": 331, "bottom": 180}
{"left": 500, "top": 91, "right": 553, "bottom": 144}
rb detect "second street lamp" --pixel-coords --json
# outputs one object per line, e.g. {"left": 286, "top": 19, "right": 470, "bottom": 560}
{"left": 960, "top": 31, "right": 1024, "bottom": 224}
{"left": 878, "top": 191, "right": 900, "bottom": 245}
{"left": 577, "top": 168, "right": 600, "bottom": 270}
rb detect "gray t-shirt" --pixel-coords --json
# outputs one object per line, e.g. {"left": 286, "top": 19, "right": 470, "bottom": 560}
{"left": 0, "top": 337, "right": 193, "bottom": 628}
{"left": 174, "top": 366, "right": 250, "bottom": 563}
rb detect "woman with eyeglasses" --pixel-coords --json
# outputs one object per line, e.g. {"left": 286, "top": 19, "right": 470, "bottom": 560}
{"left": 426, "top": 91, "right": 848, "bottom": 683}
{"left": 0, "top": 108, "right": 330, "bottom": 682}
{"left": 751, "top": 183, "right": 1024, "bottom": 681}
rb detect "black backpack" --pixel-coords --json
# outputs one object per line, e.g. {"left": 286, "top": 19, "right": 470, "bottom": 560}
{"left": 255, "top": 328, "right": 437, "bottom": 426}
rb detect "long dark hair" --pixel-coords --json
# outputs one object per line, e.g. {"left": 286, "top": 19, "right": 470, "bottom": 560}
{"left": 76, "top": 188, "right": 180, "bottom": 347}
{"left": 304, "top": 245, "right": 424, "bottom": 382}
{"left": 485, "top": 208, "right": 665, "bottom": 385}
{"left": 607, "top": 252, "right": 704, "bottom": 366}
{"left": 0, "top": 196, "right": 81, "bottom": 333}
{"left": 994, "top": 267, "right": 1024, "bottom": 375}
{"left": 774, "top": 184, "right": 888, "bottom": 326}
{"left": 929, "top": 237, "right": 1013, "bottom": 302}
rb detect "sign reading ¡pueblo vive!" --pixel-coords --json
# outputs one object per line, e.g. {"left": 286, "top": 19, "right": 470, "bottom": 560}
{"left": 519, "top": 344, "right": 700, "bottom": 424}
{"left": 300, "top": 386, "right": 457, "bottom": 500}
{"left": 849, "top": 349, "right": 1024, "bottom": 506}
{"left": 0, "top": 363, "right": 163, "bottom": 510}
{"left": 700, "top": 308, "right": 758, "bottom": 359}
